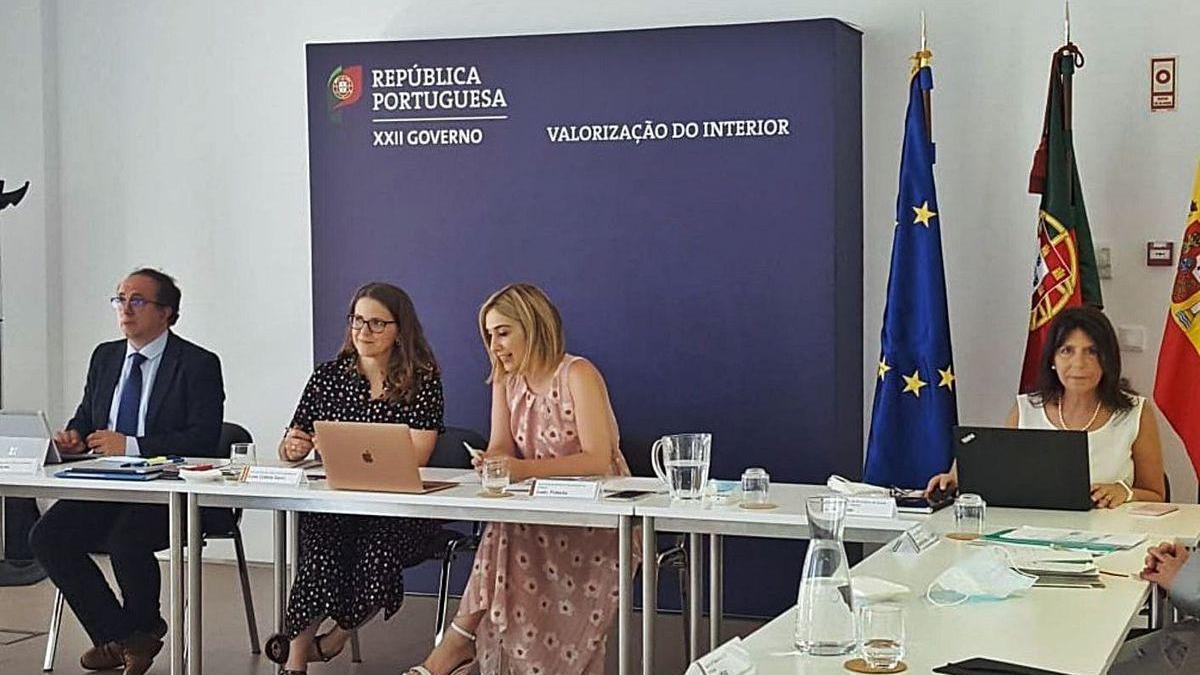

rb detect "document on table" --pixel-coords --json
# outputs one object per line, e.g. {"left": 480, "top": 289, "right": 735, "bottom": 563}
{"left": 991, "top": 526, "right": 1146, "bottom": 550}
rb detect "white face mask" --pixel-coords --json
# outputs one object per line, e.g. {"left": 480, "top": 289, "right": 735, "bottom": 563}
{"left": 926, "top": 547, "right": 1038, "bottom": 607}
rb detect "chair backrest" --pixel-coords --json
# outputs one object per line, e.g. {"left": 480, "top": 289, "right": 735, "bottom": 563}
{"left": 219, "top": 421, "right": 253, "bottom": 459}
{"left": 428, "top": 426, "right": 487, "bottom": 470}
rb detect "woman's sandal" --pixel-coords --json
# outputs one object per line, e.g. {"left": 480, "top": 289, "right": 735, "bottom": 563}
{"left": 264, "top": 631, "right": 345, "bottom": 665}
{"left": 279, "top": 670, "right": 307, "bottom": 675}
{"left": 405, "top": 622, "right": 477, "bottom": 675}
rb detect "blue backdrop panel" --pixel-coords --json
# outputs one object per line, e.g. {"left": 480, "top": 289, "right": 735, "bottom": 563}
{"left": 306, "top": 19, "right": 862, "bottom": 618}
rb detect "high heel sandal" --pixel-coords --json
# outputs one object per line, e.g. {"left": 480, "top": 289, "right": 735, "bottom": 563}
{"left": 264, "top": 630, "right": 345, "bottom": 665}
{"left": 405, "top": 622, "right": 477, "bottom": 675}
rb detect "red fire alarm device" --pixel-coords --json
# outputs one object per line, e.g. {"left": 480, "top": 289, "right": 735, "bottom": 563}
{"left": 1148, "top": 241, "right": 1175, "bottom": 266}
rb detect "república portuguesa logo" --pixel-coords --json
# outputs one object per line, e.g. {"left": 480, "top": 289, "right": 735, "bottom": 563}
{"left": 327, "top": 65, "right": 363, "bottom": 121}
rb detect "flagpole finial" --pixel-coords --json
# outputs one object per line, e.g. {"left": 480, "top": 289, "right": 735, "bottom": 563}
{"left": 911, "top": 10, "right": 932, "bottom": 75}
{"left": 1064, "top": 0, "right": 1071, "bottom": 44}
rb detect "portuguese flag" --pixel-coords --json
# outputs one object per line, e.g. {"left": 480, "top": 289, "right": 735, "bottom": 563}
{"left": 1154, "top": 161, "right": 1200, "bottom": 477}
{"left": 1019, "top": 44, "right": 1103, "bottom": 393}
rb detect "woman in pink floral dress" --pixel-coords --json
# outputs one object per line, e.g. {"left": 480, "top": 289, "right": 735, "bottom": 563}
{"left": 408, "top": 283, "right": 635, "bottom": 675}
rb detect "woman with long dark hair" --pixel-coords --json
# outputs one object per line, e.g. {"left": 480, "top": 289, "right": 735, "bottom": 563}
{"left": 927, "top": 306, "right": 1165, "bottom": 508}
{"left": 268, "top": 282, "right": 444, "bottom": 674}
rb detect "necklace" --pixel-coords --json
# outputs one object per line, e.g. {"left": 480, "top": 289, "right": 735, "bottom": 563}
{"left": 1057, "top": 399, "right": 1102, "bottom": 431}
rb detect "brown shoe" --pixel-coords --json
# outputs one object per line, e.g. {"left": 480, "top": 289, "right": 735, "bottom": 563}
{"left": 119, "top": 631, "right": 163, "bottom": 675}
{"left": 80, "top": 641, "right": 123, "bottom": 670}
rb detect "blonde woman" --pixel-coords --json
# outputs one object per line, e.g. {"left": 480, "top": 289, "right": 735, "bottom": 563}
{"left": 408, "top": 283, "right": 634, "bottom": 675}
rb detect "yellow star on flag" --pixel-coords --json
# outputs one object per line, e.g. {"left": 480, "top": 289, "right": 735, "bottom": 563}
{"left": 938, "top": 366, "right": 955, "bottom": 391}
{"left": 877, "top": 356, "right": 892, "bottom": 381}
{"left": 912, "top": 201, "right": 937, "bottom": 227}
{"left": 901, "top": 370, "right": 927, "bottom": 397}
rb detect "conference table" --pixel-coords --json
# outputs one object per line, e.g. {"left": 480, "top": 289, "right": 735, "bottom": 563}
{"left": 636, "top": 485, "right": 921, "bottom": 674}
{"left": 4, "top": 465, "right": 1200, "bottom": 675}
{"left": 0, "top": 466, "right": 644, "bottom": 675}
{"left": 696, "top": 502, "right": 1200, "bottom": 675}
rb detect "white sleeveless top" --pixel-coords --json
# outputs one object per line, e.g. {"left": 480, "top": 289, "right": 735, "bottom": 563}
{"left": 1016, "top": 394, "right": 1143, "bottom": 485}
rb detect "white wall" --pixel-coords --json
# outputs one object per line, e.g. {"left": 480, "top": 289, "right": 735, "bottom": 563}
{"left": 0, "top": 0, "right": 58, "bottom": 419}
{"left": 7, "top": 0, "right": 1198, "bottom": 561}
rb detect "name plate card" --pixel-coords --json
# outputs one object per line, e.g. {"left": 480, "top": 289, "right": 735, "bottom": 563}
{"left": 891, "top": 522, "right": 940, "bottom": 554}
{"left": 685, "top": 636, "right": 755, "bottom": 675}
{"left": 242, "top": 466, "right": 304, "bottom": 486}
{"left": 531, "top": 479, "right": 601, "bottom": 500}
{"left": 845, "top": 495, "right": 897, "bottom": 519}
{"left": 0, "top": 458, "right": 40, "bottom": 475}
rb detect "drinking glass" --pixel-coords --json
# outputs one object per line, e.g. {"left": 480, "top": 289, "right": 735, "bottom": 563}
{"left": 954, "top": 493, "right": 987, "bottom": 536}
{"left": 857, "top": 604, "right": 905, "bottom": 669}
{"left": 482, "top": 457, "right": 510, "bottom": 495}
{"left": 230, "top": 442, "right": 257, "bottom": 467}
{"left": 741, "top": 467, "right": 770, "bottom": 506}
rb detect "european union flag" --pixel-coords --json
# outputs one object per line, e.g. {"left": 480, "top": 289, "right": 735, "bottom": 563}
{"left": 863, "top": 53, "right": 958, "bottom": 489}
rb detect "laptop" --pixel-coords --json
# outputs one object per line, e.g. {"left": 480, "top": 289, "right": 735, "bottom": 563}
{"left": 954, "top": 426, "right": 1093, "bottom": 511}
{"left": 0, "top": 410, "right": 99, "bottom": 466}
{"left": 315, "top": 421, "right": 455, "bottom": 494}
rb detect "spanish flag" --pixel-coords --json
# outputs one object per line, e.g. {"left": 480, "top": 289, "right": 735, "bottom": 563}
{"left": 1154, "top": 161, "right": 1200, "bottom": 478}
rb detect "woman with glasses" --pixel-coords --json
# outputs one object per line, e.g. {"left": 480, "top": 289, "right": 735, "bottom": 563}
{"left": 266, "top": 282, "right": 444, "bottom": 675}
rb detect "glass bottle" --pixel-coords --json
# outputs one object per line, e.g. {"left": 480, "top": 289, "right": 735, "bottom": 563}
{"left": 794, "top": 495, "right": 855, "bottom": 655}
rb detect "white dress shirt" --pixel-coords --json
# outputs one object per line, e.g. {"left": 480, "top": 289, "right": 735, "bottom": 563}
{"left": 106, "top": 330, "right": 169, "bottom": 456}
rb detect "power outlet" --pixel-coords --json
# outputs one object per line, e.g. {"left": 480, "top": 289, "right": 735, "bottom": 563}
{"left": 1118, "top": 325, "right": 1145, "bottom": 352}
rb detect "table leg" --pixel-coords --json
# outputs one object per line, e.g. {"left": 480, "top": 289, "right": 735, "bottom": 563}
{"left": 0, "top": 495, "right": 7, "bottom": 561}
{"left": 641, "top": 517, "right": 656, "bottom": 675}
{"left": 688, "top": 533, "right": 703, "bottom": 661}
{"left": 273, "top": 510, "right": 287, "bottom": 633}
{"left": 287, "top": 510, "right": 299, "bottom": 585}
{"left": 618, "top": 515, "right": 632, "bottom": 675}
{"left": 186, "top": 493, "right": 202, "bottom": 675}
{"left": 709, "top": 534, "right": 723, "bottom": 649}
{"left": 169, "top": 492, "right": 184, "bottom": 675}
{"left": 1149, "top": 583, "right": 1162, "bottom": 630}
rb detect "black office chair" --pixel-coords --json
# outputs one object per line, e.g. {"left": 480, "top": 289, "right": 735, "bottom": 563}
{"left": 41, "top": 422, "right": 260, "bottom": 671}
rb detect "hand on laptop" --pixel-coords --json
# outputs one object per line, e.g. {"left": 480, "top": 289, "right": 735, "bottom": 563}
{"left": 53, "top": 429, "right": 85, "bottom": 454}
{"left": 86, "top": 430, "right": 127, "bottom": 456}
{"left": 1141, "top": 541, "right": 1190, "bottom": 590}
{"left": 924, "top": 472, "right": 958, "bottom": 501}
{"left": 1090, "top": 483, "right": 1129, "bottom": 509}
{"left": 280, "top": 427, "right": 314, "bottom": 461}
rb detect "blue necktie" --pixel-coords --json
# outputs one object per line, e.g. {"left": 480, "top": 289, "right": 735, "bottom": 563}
{"left": 116, "top": 353, "right": 148, "bottom": 436}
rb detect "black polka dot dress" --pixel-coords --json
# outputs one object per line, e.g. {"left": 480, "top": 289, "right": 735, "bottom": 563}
{"left": 283, "top": 356, "right": 445, "bottom": 637}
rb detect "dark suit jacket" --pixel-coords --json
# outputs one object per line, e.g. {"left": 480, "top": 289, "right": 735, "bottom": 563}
{"left": 66, "top": 331, "right": 225, "bottom": 458}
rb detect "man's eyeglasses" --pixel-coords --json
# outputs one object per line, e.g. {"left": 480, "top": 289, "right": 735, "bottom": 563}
{"left": 110, "top": 296, "right": 165, "bottom": 311}
{"left": 347, "top": 315, "right": 397, "bottom": 334}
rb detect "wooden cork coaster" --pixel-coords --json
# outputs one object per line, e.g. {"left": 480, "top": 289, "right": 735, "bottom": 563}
{"left": 738, "top": 502, "right": 779, "bottom": 510}
{"left": 843, "top": 657, "right": 907, "bottom": 673}
{"left": 945, "top": 532, "right": 981, "bottom": 541}
{"left": 477, "top": 490, "right": 513, "bottom": 499}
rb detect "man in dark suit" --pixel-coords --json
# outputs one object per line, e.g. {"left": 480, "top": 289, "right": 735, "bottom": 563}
{"left": 29, "top": 268, "right": 225, "bottom": 675}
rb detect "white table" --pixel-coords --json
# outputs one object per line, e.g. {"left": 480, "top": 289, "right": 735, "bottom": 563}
{"left": 635, "top": 485, "right": 921, "bottom": 674}
{"left": 0, "top": 470, "right": 190, "bottom": 675}
{"left": 722, "top": 502, "right": 1200, "bottom": 675}
{"left": 184, "top": 467, "right": 641, "bottom": 675}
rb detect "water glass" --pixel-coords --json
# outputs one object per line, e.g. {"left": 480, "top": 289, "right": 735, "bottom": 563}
{"left": 954, "top": 493, "right": 987, "bottom": 536}
{"left": 857, "top": 604, "right": 905, "bottom": 669}
{"left": 741, "top": 467, "right": 770, "bottom": 506}
{"left": 482, "top": 457, "right": 510, "bottom": 495}
{"left": 230, "top": 442, "right": 257, "bottom": 467}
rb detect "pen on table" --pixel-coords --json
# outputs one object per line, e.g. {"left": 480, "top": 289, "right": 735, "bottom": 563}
{"left": 1098, "top": 569, "right": 1130, "bottom": 578}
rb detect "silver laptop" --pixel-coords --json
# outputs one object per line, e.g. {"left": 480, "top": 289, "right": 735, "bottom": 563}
{"left": 0, "top": 410, "right": 98, "bottom": 465}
